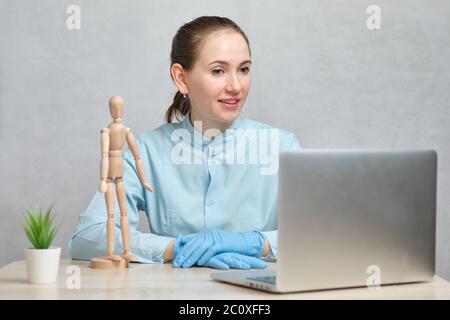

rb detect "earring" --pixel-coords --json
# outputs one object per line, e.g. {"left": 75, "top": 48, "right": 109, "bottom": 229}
{"left": 183, "top": 93, "right": 187, "bottom": 99}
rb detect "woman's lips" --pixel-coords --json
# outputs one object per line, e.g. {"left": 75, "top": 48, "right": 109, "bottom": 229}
{"left": 218, "top": 99, "right": 240, "bottom": 108}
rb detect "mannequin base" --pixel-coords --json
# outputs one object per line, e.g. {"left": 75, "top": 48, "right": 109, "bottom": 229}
{"left": 90, "top": 257, "right": 129, "bottom": 269}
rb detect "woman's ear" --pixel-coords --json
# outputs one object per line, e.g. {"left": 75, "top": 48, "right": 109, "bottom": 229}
{"left": 171, "top": 63, "right": 189, "bottom": 95}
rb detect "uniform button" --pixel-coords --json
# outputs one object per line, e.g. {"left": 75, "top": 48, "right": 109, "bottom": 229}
{"left": 208, "top": 200, "right": 215, "bottom": 206}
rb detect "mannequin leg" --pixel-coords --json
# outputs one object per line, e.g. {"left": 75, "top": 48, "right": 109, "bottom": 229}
{"left": 103, "top": 178, "right": 122, "bottom": 261}
{"left": 115, "top": 177, "right": 137, "bottom": 262}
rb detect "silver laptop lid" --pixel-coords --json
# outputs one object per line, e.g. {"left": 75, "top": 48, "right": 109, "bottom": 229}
{"left": 277, "top": 150, "right": 436, "bottom": 292}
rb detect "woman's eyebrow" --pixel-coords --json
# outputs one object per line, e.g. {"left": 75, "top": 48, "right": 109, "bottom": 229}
{"left": 208, "top": 60, "right": 252, "bottom": 66}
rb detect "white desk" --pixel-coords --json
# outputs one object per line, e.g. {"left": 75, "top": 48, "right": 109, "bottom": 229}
{"left": 0, "top": 259, "right": 449, "bottom": 299}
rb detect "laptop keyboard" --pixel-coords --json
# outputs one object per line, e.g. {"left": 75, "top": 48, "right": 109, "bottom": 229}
{"left": 246, "top": 275, "right": 277, "bottom": 285}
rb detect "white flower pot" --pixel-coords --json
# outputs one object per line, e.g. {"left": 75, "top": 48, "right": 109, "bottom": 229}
{"left": 25, "top": 246, "right": 61, "bottom": 284}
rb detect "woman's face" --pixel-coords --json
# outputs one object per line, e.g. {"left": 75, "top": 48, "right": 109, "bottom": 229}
{"left": 185, "top": 30, "right": 252, "bottom": 130}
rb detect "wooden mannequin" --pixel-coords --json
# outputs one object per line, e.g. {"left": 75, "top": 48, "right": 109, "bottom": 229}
{"left": 90, "top": 96, "right": 154, "bottom": 269}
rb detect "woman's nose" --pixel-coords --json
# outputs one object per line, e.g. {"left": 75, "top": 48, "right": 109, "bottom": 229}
{"left": 226, "top": 73, "right": 242, "bottom": 93}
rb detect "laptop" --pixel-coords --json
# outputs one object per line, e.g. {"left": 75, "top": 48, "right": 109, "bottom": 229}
{"left": 211, "top": 150, "right": 437, "bottom": 293}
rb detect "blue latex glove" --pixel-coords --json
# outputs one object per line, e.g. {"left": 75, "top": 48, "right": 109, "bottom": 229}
{"left": 172, "top": 236, "right": 267, "bottom": 270}
{"left": 202, "top": 252, "right": 267, "bottom": 270}
{"left": 172, "top": 233, "right": 195, "bottom": 260}
{"left": 172, "top": 229, "right": 266, "bottom": 268}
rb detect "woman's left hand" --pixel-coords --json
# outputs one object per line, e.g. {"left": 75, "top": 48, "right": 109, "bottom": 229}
{"left": 201, "top": 252, "right": 267, "bottom": 270}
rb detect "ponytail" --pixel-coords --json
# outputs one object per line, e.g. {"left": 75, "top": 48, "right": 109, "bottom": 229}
{"left": 165, "top": 91, "right": 191, "bottom": 123}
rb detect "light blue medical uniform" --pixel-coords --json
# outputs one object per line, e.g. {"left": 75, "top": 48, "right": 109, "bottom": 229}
{"left": 69, "top": 111, "right": 301, "bottom": 263}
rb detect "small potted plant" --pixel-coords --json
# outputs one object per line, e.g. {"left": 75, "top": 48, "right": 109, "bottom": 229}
{"left": 21, "top": 205, "right": 61, "bottom": 284}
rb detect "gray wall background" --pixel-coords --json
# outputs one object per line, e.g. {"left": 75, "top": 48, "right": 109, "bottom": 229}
{"left": 1, "top": 0, "right": 449, "bottom": 280}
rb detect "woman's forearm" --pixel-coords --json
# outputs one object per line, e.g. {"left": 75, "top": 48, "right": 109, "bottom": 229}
{"left": 262, "top": 238, "right": 271, "bottom": 257}
{"left": 163, "top": 239, "right": 176, "bottom": 262}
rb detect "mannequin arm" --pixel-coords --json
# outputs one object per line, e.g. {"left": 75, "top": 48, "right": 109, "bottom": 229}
{"left": 126, "top": 128, "right": 153, "bottom": 192}
{"left": 99, "top": 127, "right": 110, "bottom": 193}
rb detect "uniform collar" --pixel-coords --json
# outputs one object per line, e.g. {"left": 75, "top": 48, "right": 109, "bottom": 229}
{"left": 181, "top": 110, "right": 244, "bottom": 149}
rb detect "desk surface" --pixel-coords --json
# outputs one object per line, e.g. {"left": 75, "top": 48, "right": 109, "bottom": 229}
{"left": 1, "top": 259, "right": 449, "bottom": 299}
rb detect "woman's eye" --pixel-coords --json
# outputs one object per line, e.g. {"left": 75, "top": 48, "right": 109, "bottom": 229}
{"left": 240, "top": 67, "right": 250, "bottom": 74}
{"left": 211, "top": 68, "right": 224, "bottom": 75}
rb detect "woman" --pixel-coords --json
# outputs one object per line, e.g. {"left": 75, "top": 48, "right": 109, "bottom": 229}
{"left": 70, "top": 16, "right": 301, "bottom": 270}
